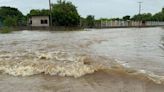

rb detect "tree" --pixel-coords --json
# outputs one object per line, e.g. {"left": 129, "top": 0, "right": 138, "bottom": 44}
{"left": 86, "top": 15, "right": 95, "bottom": 28}
{"left": 52, "top": 0, "right": 80, "bottom": 26}
{"left": 132, "top": 13, "right": 152, "bottom": 21}
{"left": 123, "top": 15, "right": 130, "bottom": 21}
{"left": 153, "top": 8, "right": 164, "bottom": 21}
{"left": 3, "top": 17, "right": 17, "bottom": 27}
{"left": 80, "top": 17, "right": 87, "bottom": 27}
{"left": 0, "top": 6, "right": 23, "bottom": 19}
{"left": 162, "top": 8, "right": 164, "bottom": 13}
{"left": 130, "top": 7, "right": 164, "bottom": 22}
{"left": 0, "top": 6, "right": 25, "bottom": 27}
{"left": 28, "top": 9, "right": 49, "bottom": 16}
{"left": 152, "top": 12, "right": 163, "bottom": 21}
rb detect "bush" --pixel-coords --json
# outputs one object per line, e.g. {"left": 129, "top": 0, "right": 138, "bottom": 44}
{"left": 0, "top": 27, "right": 12, "bottom": 33}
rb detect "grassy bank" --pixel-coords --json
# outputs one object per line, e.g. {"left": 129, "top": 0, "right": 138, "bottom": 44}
{"left": 0, "top": 27, "right": 12, "bottom": 33}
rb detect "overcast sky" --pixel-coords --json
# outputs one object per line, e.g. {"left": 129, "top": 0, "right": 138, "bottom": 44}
{"left": 0, "top": 0, "right": 164, "bottom": 19}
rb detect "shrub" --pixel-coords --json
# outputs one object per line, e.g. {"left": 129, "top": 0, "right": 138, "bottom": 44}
{"left": 0, "top": 27, "right": 12, "bottom": 33}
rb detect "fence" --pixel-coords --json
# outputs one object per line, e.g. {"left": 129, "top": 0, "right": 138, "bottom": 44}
{"left": 95, "top": 20, "right": 164, "bottom": 28}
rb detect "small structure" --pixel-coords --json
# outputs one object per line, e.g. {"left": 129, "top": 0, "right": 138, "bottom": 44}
{"left": 29, "top": 16, "right": 50, "bottom": 27}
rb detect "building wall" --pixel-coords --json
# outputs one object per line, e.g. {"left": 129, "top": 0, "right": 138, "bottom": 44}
{"left": 29, "top": 16, "right": 49, "bottom": 27}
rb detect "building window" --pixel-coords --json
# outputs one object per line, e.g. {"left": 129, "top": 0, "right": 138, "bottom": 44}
{"left": 41, "top": 20, "right": 48, "bottom": 24}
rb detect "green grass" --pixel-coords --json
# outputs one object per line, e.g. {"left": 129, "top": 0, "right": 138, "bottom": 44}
{"left": 0, "top": 27, "right": 12, "bottom": 34}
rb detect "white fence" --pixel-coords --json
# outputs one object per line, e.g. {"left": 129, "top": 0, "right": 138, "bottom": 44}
{"left": 95, "top": 20, "right": 164, "bottom": 28}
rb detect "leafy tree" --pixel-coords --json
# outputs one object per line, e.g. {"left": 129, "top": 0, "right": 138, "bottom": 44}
{"left": 0, "top": 6, "right": 25, "bottom": 27}
{"left": 151, "top": 8, "right": 164, "bottom": 21}
{"left": 162, "top": 8, "right": 164, "bottom": 13}
{"left": 86, "top": 15, "right": 95, "bottom": 28}
{"left": 28, "top": 9, "right": 49, "bottom": 16}
{"left": 52, "top": 0, "right": 80, "bottom": 26}
{"left": 152, "top": 12, "right": 163, "bottom": 21}
{"left": 131, "top": 8, "right": 164, "bottom": 21}
{"left": 80, "top": 17, "right": 87, "bottom": 27}
{"left": 3, "top": 17, "right": 17, "bottom": 26}
{"left": 132, "top": 13, "right": 152, "bottom": 21}
{"left": 123, "top": 15, "right": 130, "bottom": 21}
{"left": 0, "top": 6, "right": 23, "bottom": 19}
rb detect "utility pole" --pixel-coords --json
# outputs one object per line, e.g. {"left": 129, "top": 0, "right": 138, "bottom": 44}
{"left": 138, "top": 2, "right": 142, "bottom": 15}
{"left": 138, "top": 2, "right": 142, "bottom": 27}
{"left": 49, "top": 0, "right": 52, "bottom": 29}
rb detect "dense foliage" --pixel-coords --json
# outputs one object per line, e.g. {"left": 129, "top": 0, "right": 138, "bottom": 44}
{"left": 0, "top": 6, "right": 25, "bottom": 27}
{"left": 27, "top": 9, "right": 49, "bottom": 16}
{"left": 123, "top": 15, "right": 130, "bottom": 21}
{"left": 85, "top": 15, "right": 95, "bottom": 28}
{"left": 52, "top": 0, "right": 80, "bottom": 26}
{"left": 132, "top": 13, "right": 152, "bottom": 21}
{"left": 132, "top": 8, "right": 164, "bottom": 21}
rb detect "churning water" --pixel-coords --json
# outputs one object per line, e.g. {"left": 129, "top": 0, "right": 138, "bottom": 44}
{"left": 0, "top": 27, "right": 164, "bottom": 88}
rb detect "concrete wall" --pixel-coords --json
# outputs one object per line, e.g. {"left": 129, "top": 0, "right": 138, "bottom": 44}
{"left": 95, "top": 20, "right": 164, "bottom": 28}
{"left": 29, "top": 16, "right": 49, "bottom": 27}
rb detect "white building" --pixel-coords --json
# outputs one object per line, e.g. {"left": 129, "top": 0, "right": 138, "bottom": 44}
{"left": 29, "top": 16, "right": 50, "bottom": 27}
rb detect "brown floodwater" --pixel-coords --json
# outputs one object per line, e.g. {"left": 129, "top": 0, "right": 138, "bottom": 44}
{"left": 0, "top": 27, "right": 164, "bottom": 92}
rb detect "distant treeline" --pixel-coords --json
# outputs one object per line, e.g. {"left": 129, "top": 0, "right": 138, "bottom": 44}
{"left": 82, "top": 8, "right": 164, "bottom": 28}
{"left": 0, "top": 0, "right": 164, "bottom": 28}
{"left": 105, "top": 8, "right": 164, "bottom": 22}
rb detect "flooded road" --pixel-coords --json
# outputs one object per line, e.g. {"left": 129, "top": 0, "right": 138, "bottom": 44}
{"left": 0, "top": 27, "right": 164, "bottom": 92}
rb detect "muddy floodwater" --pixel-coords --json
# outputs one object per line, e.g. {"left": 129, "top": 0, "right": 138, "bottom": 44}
{"left": 0, "top": 27, "right": 164, "bottom": 92}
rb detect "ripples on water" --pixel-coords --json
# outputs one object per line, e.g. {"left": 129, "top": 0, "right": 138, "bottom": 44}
{"left": 0, "top": 27, "right": 164, "bottom": 84}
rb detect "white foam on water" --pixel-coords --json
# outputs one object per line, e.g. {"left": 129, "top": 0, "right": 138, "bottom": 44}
{"left": 0, "top": 51, "right": 164, "bottom": 85}
{"left": 0, "top": 52, "right": 104, "bottom": 78}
